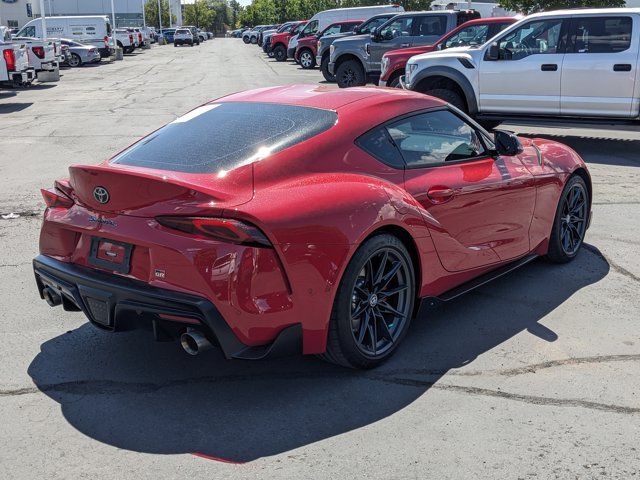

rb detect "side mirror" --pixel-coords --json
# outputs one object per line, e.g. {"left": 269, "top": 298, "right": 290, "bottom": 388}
{"left": 370, "top": 30, "right": 380, "bottom": 42}
{"left": 436, "top": 43, "right": 443, "bottom": 51}
{"left": 486, "top": 42, "right": 500, "bottom": 61}
{"left": 494, "top": 130, "right": 523, "bottom": 156}
{"left": 383, "top": 29, "right": 394, "bottom": 41}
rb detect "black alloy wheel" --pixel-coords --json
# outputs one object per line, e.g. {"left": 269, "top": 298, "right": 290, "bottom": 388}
{"left": 323, "top": 234, "right": 415, "bottom": 369}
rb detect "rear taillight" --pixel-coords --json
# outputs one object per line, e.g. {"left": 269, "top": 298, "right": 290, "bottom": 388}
{"left": 41, "top": 188, "right": 74, "bottom": 209}
{"left": 138, "top": 33, "right": 142, "bottom": 42}
{"left": 32, "top": 46, "right": 45, "bottom": 59}
{"left": 2, "top": 49, "right": 15, "bottom": 72}
{"left": 104, "top": 35, "right": 109, "bottom": 47}
{"left": 156, "top": 217, "right": 272, "bottom": 247}
{"left": 129, "top": 34, "right": 133, "bottom": 43}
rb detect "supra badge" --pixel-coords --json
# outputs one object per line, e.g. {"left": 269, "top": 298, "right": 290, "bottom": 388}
{"left": 93, "top": 186, "right": 110, "bottom": 204}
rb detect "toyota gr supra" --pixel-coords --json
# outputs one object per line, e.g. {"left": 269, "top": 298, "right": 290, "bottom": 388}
{"left": 33, "top": 85, "right": 592, "bottom": 369}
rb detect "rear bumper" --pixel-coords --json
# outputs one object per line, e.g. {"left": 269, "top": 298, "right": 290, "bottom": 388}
{"left": 33, "top": 254, "right": 301, "bottom": 360}
{"left": 10, "top": 68, "right": 35, "bottom": 85}
{"left": 98, "top": 47, "right": 114, "bottom": 58}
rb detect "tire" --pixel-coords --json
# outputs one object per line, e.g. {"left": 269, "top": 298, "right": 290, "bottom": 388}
{"left": 423, "top": 88, "right": 466, "bottom": 112}
{"left": 336, "top": 59, "right": 366, "bottom": 88}
{"left": 273, "top": 45, "right": 287, "bottom": 62}
{"left": 299, "top": 49, "right": 315, "bottom": 69}
{"left": 68, "top": 53, "right": 81, "bottom": 67}
{"left": 174, "top": 43, "right": 178, "bottom": 47}
{"left": 546, "top": 175, "right": 590, "bottom": 264}
{"left": 322, "top": 234, "right": 416, "bottom": 369}
{"left": 243, "top": 36, "right": 250, "bottom": 44}
{"left": 250, "top": 36, "right": 257, "bottom": 44}
{"left": 387, "top": 72, "right": 403, "bottom": 89}
{"left": 320, "top": 55, "right": 335, "bottom": 82}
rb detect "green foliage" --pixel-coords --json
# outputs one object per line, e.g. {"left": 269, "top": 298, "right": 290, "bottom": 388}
{"left": 498, "top": 0, "right": 625, "bottom": 15}
{"left": 184, "top": 0, "right": 217, "bottom": 29}
{"left": 144, "top": 0, "right": 176, "bottom": 29}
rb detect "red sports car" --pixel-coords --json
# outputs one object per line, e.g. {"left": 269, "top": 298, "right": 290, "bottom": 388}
{"left": 33, "top": 85, "right": 591, "bottom": 369}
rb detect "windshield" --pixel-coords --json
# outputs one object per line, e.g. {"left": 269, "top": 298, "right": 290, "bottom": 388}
{"left": 300, "top": 20, "right": 318, "bottom": 37}
{"left": 112, "top": 103, "right": 338, "bottom": 174}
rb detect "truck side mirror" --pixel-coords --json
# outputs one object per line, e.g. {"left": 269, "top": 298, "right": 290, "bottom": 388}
{"left": 486, "top": 42, "right": 500, "bottom": 61}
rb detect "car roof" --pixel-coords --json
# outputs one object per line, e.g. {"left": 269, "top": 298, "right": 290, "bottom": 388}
{"left": 216, "top": 84, "right": 445, "bottom": 112}
{"left": 527, "top": 7, "right": 640, "bottom": 18}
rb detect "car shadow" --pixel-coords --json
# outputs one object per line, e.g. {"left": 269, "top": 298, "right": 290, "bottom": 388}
{"left": 0, "top": 102, "right": 32, "bottom": 113}
{"left": 28, "top": 246, "right": 609, "bottom": 463}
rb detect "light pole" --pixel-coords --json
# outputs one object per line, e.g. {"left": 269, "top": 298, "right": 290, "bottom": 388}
{"left": 168, "top": 0, "right": 172, "bottom": 28}
{"left": 157, "top": 0, "right": 163, "bottom": 32}
{"left": 141, "top": 0, "right": 146, "bottom": 28}
{"left": 38, "top": 0, "right": 46, "bottom": 39}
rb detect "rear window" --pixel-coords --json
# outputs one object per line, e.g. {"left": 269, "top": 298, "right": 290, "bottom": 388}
{"left": 572, "top": 16, "right": 632, "bottom": 53}
{"left": 176, "top": 29, "right": 190, "bottom": 34}
{"left": 111, "top": 102, "right": 338, "bottom": 174}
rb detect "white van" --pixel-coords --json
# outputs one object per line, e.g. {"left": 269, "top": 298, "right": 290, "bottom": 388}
{"left": 298, "top": 5, "right": 404, "bottom": 38}
{"left": 16, "top": 16, "right": 114, "bottom": 58}
{"left": 288, "top": 4, "right": 404, "bottom": 58}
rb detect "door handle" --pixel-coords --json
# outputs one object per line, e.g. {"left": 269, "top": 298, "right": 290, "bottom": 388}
{"left": 613, "top": 64, "right": 632, "bottom": 72}
{"left": 427, "top": 186, "right": 454, "bottom": 204}
{"left": 540, "top": 64, "right": 558, "bottom": 71}
{"left": 400, "top": 43, "right": 410, "bottom": 48}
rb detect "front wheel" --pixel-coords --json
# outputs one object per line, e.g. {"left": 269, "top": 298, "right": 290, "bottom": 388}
{"left": 243, "top": 36, "right": 250, "bottom": 44}
{"left": 68, "top": 53, "right": 81, "bottom": 67}
{"left": 273, "top": 45, "right": 287, "bottom": 62}
{"left": 320, "top": 55, "right": 335, "bottom": 82}
{"left": 299, "top": 49, "right": 315, "bottom": 69}
{"left": 423, "top": 88, "right": 466, "bottom": 112}
{"left": 546, "top": 175, "right": 590, "bottom": 263}
{"left": 336, "top": 59, "right": 366, "bottom": 88}
{"left": 322, "top": 234, "right": 416, "bottom": 369}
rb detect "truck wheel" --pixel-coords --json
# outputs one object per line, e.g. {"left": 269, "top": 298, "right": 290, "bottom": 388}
{"left": 250, "top": 36, "right": 257, "bottom": 44}
{"left": 68, "top": 53, "right": 82, "bottom": 67}
{"left": 387, "top": 71, "right": 403, "bottom": 89}
{"left": 321, "top": 55, "right": 335, "bottom": 82}
{"left": 273, "top": 45, "right": 287, "bottom": 62}
{"left": 299, "top": 49, "right": 315, "bottom": 69}
{"left": 424, "top": 88, "right": 466, "bottom": 112}
{"left": 243, "top": 36, "right": 250, "bottom": 44}
{"left": 336, "top": 59, "right": 365, "bottom": 88}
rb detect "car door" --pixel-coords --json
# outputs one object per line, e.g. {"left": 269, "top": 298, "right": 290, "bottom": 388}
{"left": 395, "top": 109, "right": 536, "bottom": 272}
{"left": 409, "top": 14, "right": 449, "bottom": 48}
{"left": 561, "top": 14, "right": 638, "bottom": 117}
{"left": 368, "top": 16, "right": 415, "bottom": 72}
{"left": 479, "top": 17, "right": 570, "bottom": 114}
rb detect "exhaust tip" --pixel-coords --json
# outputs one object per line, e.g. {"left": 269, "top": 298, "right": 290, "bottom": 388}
{"left": 43, "top": 287, "right": 62, "bottom": 307}
{"left": 180, "top": 330, "right": 213, "bottom": 356}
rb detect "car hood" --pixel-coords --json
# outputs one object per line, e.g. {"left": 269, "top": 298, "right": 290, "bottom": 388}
{"left": 385, "top": 44, "right": 436, "bottom": 60}
{"left": 409, "top": 45, "right": 476, "bottom": 64}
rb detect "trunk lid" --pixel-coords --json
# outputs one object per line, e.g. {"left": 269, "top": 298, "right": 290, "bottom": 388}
{"left": 68, "top": 163, "right": 254, "bottom": 217}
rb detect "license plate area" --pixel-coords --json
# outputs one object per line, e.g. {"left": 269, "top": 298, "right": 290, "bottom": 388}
{"left": 88, "top": 237, "right": 132, "bottom": 274}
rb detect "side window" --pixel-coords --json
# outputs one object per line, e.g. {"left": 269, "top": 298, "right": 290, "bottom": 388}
{"left": 356, "top": 126, "right": 405, "bottom": 169}
{"left": 341, "top": 23, "right": 358, "bottom": 34}
{"left": 571, "top": 16, "right": 632, "bottom": 54}
{"left": 386, "top": 110, "right": 486, "bottom": 167}
{"left": 444, "top": 24, "right": 490, "bottom": 49}
{"left": 379, "top": 17, "right": 413, "bottom": 40}
{"left": 497, "top": 19, "right": 564, "bottom": 60}
{"left": 322, "top": 25, "right": 342, "bottom": 37}
{"left": 302, "top": 20, "right": 318, "bottom": 37}
{"left": 413, "top": 16, "right": 448, "bottom": 38}
{"left": 21, "top": 26, "right": 36, "bottom": 37}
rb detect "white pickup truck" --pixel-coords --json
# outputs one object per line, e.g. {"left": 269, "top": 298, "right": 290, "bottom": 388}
{"left": 1, "top": 27, "right": 35, "bottom": 87}
{"left": 12, "top": 36, "right": 59, "bottom": 80}
{"left": 115, "top": 29, "right": 135, "bottom": 54}
{"left": 403, "top": 8, "right": 640, "bottom": 127}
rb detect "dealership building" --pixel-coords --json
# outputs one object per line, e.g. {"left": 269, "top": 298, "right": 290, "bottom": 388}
{"left": 1, "top": 0, "right": 183, "bottom": 29}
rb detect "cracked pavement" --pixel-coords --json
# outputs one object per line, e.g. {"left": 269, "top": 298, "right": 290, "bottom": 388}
{"left": 0, "top": 39, "right": 639, "bottom": 479}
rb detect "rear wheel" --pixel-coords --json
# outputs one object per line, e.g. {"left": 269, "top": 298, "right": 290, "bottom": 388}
{"left": 68, "top": 53, "right": 81, "bottom": 67}
{"left": 243, "top": 36, "right": 250, "bottom": 44}
{"left": 299, "top": 49, "right": 315, "bottom": 69}
{"left": 546, "top": 175, "right": 589, "bottom": 263}
{"left": 423, "top": 88, "right": 466, "bottom": 111}
{"left": 322, "top": 234, "right": 415, "bottom": 369}
{"left": 273, "top": 45, "right": 287, "bottom": 62}
{"left": 336, "top": 59, "right": 366, "bottom": 88}
{"left": 320, "top": 55, "right": 335, "bottom": 82}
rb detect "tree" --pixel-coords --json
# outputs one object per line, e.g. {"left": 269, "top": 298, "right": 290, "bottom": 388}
{"left": 498, "top": 0, "right": 624, "bottom": 15}
{"left": 184, "top": 0, "right": 217, "bottom": 29}
{"left": 144, "top": 0, "right": 176, "bottom": 29}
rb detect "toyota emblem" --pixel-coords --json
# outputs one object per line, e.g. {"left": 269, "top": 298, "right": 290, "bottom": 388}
{"left": 93, "top": 186, "right": 110, "bottom": 204}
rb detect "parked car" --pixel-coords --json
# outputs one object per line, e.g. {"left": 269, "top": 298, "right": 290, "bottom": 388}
{"left": 242, "top": 25, "right": 267, "bottom": 44}
{"left": 59, "top": 43, "right": 72, "bottom": 65}
{"left": 12, "top": 37, "right": 58, "bottom": 79}
{"left": 379, "top": 16, "right": 517, "bottom": 88}
{"left": 16, "top": 15, "right": 114, "bottom": 58}
{"left": 183, "top": 26, "right": 201, "bottom": 45}
{"left": 291, "top": 4, "right": 404, "bottom": 61}
{"left": 60, "top": 38, "right": 101, "bottom": 66}
{"left": 196, "top": 29, "right": 207, "bottom": 42}
{"left": 270, "top": 21, "right": 307, "bottom": 61}
{"left": 403, "top": 8, "right": 640, "bottom": 127}
{"left": 0, "top": 29, "right": 35, "bottom": 87}
{"left": 133, "top": 28, "right": 148, "bottom": 48}
{"left": 159, "top": 28, "right": 176, "bottom": 43}
{"left": 330, "top": 9, "right": 480, "bottom": 88}
{"left": 114, "top": 28, "right": 135, "bottom": 54}
{"left": 257, "top": 25, "right": 279, "bottom": 46}
{"left": 296, "top": 20, "right": 362, "bottom": 69}
{"left": 262, "top": 22, "right": 297, "bottom": 55}
{"left": 317, "top": 12, "right": 401, "bottom": 81}
{"left": 174, "top": 28, "right": 194, "bottom": 47}
{"left": 33, "top": 85, "right": 592, "bottom": 369}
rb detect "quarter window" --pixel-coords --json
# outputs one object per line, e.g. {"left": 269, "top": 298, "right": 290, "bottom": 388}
{"left": 386, "top": 110, "right": 486, "bottom": 167}
{"left": 497, "top": 19, "right": 564, "bottom": 60}
{"left": 571, "top": 16, "right": 632, "bottom": 53}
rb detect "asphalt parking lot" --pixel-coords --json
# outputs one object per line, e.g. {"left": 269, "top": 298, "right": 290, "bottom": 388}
{"left": 0, "top": 38, "right": 639, "bottom": 479}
